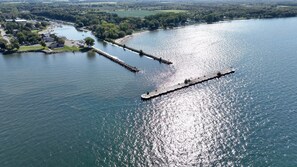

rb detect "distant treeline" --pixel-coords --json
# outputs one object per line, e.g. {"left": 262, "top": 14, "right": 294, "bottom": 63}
{"left": 1, "top": 2, "right": 297, "bottom": 40}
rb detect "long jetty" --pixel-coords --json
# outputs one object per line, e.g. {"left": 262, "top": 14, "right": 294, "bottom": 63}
{"left": 141, "top": 68, "right": 235, "bottom": 100}
{"left": 105, "top": 39, "right": 173, "bottom": 65}
{"left": 92, "top": 46, "right": 140, "bottom": 73}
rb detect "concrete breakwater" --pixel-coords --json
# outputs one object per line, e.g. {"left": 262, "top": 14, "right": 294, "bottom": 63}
{"left": 92, "top": 46, "right": 140, "bottom": 73}
{"left": 141, "top": 68, "right": 235, "bottom": 100}
{"left": 105, "top": 39, "right": 173, "bottom": 65}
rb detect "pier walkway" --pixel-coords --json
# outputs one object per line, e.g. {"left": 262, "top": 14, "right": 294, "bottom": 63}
{"left": 105, "top": 40, "right": 173, "bottom": 65}
{"left": 92, "top": 46, "right": 140, "bottom": 73}
{"left": 141, "top": 68, "right": 235, "bottom": 100}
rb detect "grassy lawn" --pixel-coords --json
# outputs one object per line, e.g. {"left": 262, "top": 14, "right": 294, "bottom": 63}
{"left": 18, "top": 45, "right": 88, "bottom": 53}
{"left": 110, "top": 10, "right": 160, "bottom": 18}
{"left": 157, "top": 10, "right": 187, "bottom": 13}
{"left": 110, "top": 9, "right": 188, "bottom": 18}
{"left": 18, "top": 45, "right": 45, "bottom": 52}
{"left": 52, "top": 46, "right": 82, "bottom": 52}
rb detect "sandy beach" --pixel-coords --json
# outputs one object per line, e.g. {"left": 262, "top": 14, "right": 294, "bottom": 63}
{"left": 114, "top": 25, "right": 192, "bottom": 44}
{"left": 115, "top": 30, "right": 147, "bottom": 44}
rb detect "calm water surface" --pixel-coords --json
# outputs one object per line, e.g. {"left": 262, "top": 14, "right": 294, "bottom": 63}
{"left": 1, "top": 18, "right": 297, "bottom": 166}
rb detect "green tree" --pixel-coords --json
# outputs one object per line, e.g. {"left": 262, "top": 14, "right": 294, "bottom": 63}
{"left": 35, "top": 22, "right": 42, "bottom": 29}
{"left": 76, "top": 21, "right": 84, "bottom": 28}
{"left": 25, "top": 23, "right": 34, "bottom": 29}
{"left": 118, "top": 31, "right": 126, "bottom": 38}
{"left": 147, "top": 20, "right": 160, "bottom": 30}
{"left": 119, "top": 21, "right": 129, "bottom": 32}
{"left": 40, "top": 41, "right": 46, "bottom": 48}
{"left": 41, "top": 21, "right": 49, "bottom": 27}
{"left": 84, "top": 37, "right": 95, "bottom": 46}
{"left": 57, "top": 38, "right": 65, "bottom": 45}
{"left": 0, "top": 38, "right": 7, "bottom": 50}
{"left": 11, "top": 40, "right": 20, "bottom": 50}
{"left": 126, "top": 29, "right": 133, "bottom": 35}
{"left": 16, "top": 32, "right": 26, "bottom": 44}
{"left": 6, "top": 39, "right": 19, "bottom": 51}
{"left": 27, "top": 32, "right": 40, "bottom": 44}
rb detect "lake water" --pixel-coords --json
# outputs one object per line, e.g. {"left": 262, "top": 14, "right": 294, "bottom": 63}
{"left": 1, "top": 18, "right": 297, "bottom": 166}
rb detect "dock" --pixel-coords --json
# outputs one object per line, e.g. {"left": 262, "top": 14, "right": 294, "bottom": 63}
{"left": 141, "top": 68, "right": 235, "bottom": 100}
{"left": 105, "top": 40, "right": 173, "bottom": 65}
{"left": 92, "top": 46, "right": 140, "bottom": 73}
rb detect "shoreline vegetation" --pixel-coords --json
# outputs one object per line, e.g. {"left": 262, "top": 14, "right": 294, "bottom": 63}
{"left": 0, "top": 41, "right": 91, "bottom": 55}
{"left": 2, "top": 46, "right": 91, "bottom": 55}
{"left": 2, "top": 2, "right": 297, "bottom": 54}
{"left": 113, "top": 17, "right": 263, "bottom": 44}
{"left": 115, "top": 30, "right": 146, "bottom": 44}
{"left": 26, "top": 2, "right": 297, "bottom": 40}
{"left": 16, "top": 45, "right": 90, "bottom": 54}
{"left": 0, "top": 20, "right": 91, "bottom": 54}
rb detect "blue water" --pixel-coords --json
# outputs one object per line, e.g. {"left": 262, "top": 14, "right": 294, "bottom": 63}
{"left": 1, "top": 18, "right": 297, "bottom": 166}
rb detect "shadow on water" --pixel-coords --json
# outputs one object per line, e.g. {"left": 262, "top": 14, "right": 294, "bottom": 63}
{"left": 80, "top": 47, "right": 92, "bottom": 53}
{"left": 87, "top": 51, "right": 96, "bottom": 60}
{"left": 2, "top": 53, "right": 22, "bottom": 60}
{"left": 102, "top": 41, "right": 108, "bottom": 47}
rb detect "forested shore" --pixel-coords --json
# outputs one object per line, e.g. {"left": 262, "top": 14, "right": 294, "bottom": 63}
{"left": 1, "top": 2, "right": 297, "bottom": 43}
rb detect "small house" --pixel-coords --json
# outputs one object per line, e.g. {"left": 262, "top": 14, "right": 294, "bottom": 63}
{"left": 5, "top": 19, "right": 13, "bottom": 22}
{"left": 15, "top": 19, "right": 27, "bottom": 24}
{"left": 41, "top": 33, "right": 55, "bottom": 42}
{"left": 43, "top": 36, "right": 54, "bottom": 42}
{"left": 48, "top": 42, "right": 64, "bottom": 49}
